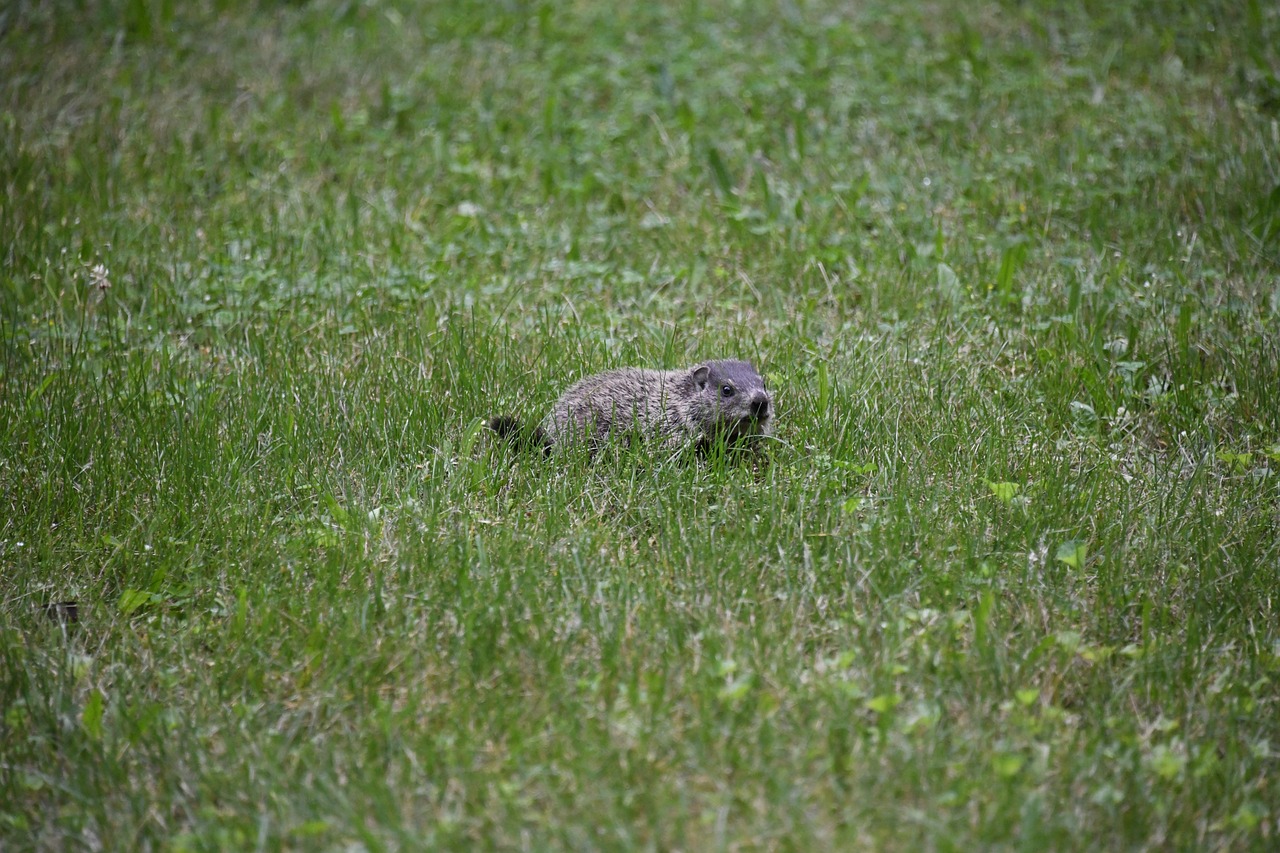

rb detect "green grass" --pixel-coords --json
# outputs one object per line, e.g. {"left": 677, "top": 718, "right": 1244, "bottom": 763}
{"left": 3, "top": 0, "right": 1279, "bottom": 848}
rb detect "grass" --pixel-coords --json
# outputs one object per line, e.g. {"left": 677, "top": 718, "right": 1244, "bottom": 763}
{"left": 2, "top": 0, "right": 1279, "bottom": 848}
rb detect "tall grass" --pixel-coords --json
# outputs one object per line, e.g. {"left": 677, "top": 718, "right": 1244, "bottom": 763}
{"left": 2, "top": 0, "right": 1278, "bottom": 848}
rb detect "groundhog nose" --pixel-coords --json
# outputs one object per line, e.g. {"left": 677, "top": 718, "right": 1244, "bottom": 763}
{"left": 750, "top": 395, "right": 769, "bottom": 418}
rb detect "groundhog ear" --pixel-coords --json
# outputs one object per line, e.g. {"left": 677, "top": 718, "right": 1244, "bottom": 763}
{"left": 692, "top": 365, "right": 710, "bottom": 389}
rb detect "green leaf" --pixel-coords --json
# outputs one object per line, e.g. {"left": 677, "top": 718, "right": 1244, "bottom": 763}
{"left": 232, "top": 585, "right": 248, "bottom": 635}
{"left": 1015, "top": 688, "right": 1039, "bottom": 707}
{"left": 322, "top": 493, "right": 349, "bottom": 526}
{"left": 1216, "top": 450, "right": 1254, "bottom": 470}
{"left": 992, "top": 752, "right": 1025, "bottom": 778}
{"left": 459, "top": 416, "right": 486, "bottom": 457}
{"left": 1055, "top": 540, "right": 1088, "bottom": 568}
{"left": 292, "top": 820, "right": 331, "bottom": 838}
{"left": 1053, "top": 631, "right": 1083, "bottom": 655}
{"left": 118, "top": 589, "right": 159, "bottom": 615}
{"left": 1079, "top": 644, "right": 1114, "bottom": 663}
{"left": 26, "top": 372, "right": 57, "bottom": 407}
{"left": 1176, "top": 300, "right": 1193, "bottom": 353}
{"left": 985, "top": 480, "right": 1021, "bottom": 503}
{"left": 833, "top": 459, "right": 877, "bottom": 475}
{"left": 718, "top": 676, "right": 753, "bottom": 702}
{"left": 1068, "top": 401, "right": 1097, "bottom": 426}
{"left": 1228, "top": 801, "right": 1264, "bottom": 832}
{"left": 864, "top": 693, "right": 901, "bottom": 714}
{"left": 974, "top": 589, "right": 995, "bottom": 650}
{"left": 82, "top": 690, "right": 104, "bottom": 740}
{"left": 816, "top": 360, "right": 830, "bottom": 413}
{"left": 995, "top": 239, "right": 1028, "bottom": 298}
{"left": 1147, "top": 744, "right": 1186, "bottom": 781}
{"left": 706, "top": 145, "right": 734, "bottom": 195}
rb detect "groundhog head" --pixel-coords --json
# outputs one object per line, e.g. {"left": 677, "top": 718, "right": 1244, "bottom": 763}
{"left": 690, "top": 360, "right": 772, "bottom": 440}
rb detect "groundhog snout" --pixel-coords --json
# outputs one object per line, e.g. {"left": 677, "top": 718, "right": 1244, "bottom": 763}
{"left": 750, "top": 394, "right": 770, "bottom": 419}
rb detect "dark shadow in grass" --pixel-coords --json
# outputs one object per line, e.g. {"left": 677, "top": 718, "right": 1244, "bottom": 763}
{"left": 40, "top": 600, "right": 80, "bottom": 625}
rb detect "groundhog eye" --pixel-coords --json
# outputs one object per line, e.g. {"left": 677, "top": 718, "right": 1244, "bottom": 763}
{"left": 721, "top": 384, "right": 734, "bottom": 397}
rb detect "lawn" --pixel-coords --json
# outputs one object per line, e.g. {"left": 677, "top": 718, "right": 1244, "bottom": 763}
{"left": 2, "top": 0, "right": 1279, "bottom": 848}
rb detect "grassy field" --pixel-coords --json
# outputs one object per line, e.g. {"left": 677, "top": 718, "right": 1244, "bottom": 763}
{"left": 3, "top": 0, "right": 1279, "bottom": 848}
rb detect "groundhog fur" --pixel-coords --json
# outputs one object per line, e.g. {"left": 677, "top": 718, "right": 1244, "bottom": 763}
{"left": 490, "top": 360, "right": 773, "bottom": 455}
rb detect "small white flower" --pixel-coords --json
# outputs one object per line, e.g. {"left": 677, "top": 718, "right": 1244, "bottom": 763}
{"left": 89, "top": 264, "right": 111, "bottom": 291}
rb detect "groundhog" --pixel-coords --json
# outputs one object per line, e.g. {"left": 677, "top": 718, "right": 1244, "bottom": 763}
{"left": 490, "top": 359, "right": 773, "bottom": 455}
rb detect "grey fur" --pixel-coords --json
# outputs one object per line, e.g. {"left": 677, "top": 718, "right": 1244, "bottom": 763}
{"left": 489, "top": 360, "right": 772, "bottom": 455}
{"left": 540, "top": 359, "right": 772, "bottom": 452}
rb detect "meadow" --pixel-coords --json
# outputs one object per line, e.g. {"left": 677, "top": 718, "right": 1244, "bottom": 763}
{"left": 2, "top": 0, "right": 1279, "bottom": 848}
